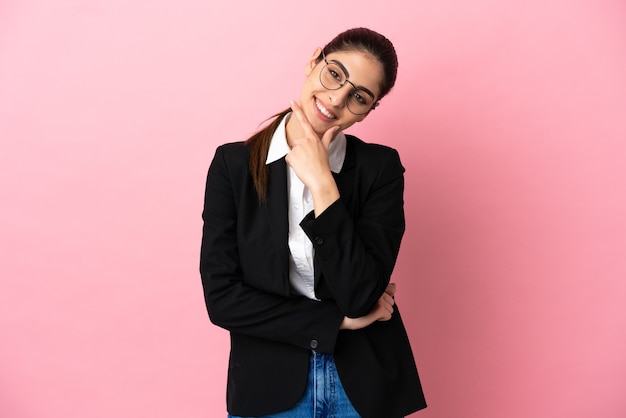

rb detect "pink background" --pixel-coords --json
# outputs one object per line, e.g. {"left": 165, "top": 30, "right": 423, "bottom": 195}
{"left": 1, "top": 0, "right": 625, "bottom": 417}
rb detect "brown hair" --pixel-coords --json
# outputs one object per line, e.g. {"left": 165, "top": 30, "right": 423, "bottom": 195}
{"left": 247, "top": 28, "right": 398, "bottom": 202}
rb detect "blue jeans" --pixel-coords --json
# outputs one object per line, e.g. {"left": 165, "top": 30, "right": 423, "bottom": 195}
{"left": 228, "top": 351, "right": 361, "bottom": 418}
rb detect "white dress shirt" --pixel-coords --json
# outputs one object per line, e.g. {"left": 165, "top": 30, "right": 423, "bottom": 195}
{"left": 265, "top": 113, "right": 346, "bottom": 300}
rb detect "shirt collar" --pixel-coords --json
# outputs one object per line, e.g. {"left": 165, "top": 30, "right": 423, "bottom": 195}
{"left": 265, "top": 112, "right": 346, "bottom": 174}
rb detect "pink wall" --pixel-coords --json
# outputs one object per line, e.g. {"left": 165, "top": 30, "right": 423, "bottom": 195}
{"left": 1, "top": 1, "right": 625, "bottom": 417}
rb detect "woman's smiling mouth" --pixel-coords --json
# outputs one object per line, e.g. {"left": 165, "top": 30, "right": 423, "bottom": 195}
{"left": 315, "top": 98, "right": 336, "bottom": 119}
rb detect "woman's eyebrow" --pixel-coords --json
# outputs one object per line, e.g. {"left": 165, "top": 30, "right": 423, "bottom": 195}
{"left": 329, "top": 59, "right": 351, "bottom": 79}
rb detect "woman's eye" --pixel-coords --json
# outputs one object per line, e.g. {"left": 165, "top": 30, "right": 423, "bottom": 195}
{"left": 353, "top": 91, "right": 367, "bottom": 105}
{"left": 328, "top": 69, "right": 341, "bottom": 80}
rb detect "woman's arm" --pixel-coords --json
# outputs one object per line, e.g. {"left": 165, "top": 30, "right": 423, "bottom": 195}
{"left": 285, "top": 101, "right": 406, "bottom": 318}
{"left": 200, "top": 145, "right": 345, "bottom": 353}
{"left": 300, "top": 147, "right": 405, "bottom": 318}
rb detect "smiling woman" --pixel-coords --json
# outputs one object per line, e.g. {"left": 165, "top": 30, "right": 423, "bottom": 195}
{"left": 200, "top": 28, "right": 426, "bottom": 418}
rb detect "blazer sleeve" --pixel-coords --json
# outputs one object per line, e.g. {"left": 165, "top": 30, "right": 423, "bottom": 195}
{"left": 300, "top": 145, "right": 405, "bottom": 318}
{"left": 200, "top": 145, "right": 344, "bottom": 353}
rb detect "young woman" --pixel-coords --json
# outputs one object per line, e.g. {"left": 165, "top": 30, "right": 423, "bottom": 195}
{"left": 200, "top": 27, "right": 427, "bottom": 418}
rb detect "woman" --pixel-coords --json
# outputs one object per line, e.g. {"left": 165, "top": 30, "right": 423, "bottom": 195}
{"left": 201, "top": 27, "right": 426, "bottom": 418}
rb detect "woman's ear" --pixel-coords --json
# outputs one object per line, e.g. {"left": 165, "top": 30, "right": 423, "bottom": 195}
{"left": 304, "top": 47, "right": 323, "bottom": 76}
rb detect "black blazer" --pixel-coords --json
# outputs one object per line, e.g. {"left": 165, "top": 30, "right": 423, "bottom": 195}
{"left": 200, "top": 134, "right": 426, "bottom": 418}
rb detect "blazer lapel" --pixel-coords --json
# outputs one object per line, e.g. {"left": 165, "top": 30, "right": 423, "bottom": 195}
{"left": 264, "top": 158, "right": 290, "bottom": 292}
{"left": 314, "top": 137, "right": 357, "bottom": 286}
{"left": 333, "top": 135, "right": 356, "bottom": 207}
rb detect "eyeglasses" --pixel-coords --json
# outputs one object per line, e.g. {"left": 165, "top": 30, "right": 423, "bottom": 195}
{"left": 319, "top": 50, "right": 376, "bottom": 115}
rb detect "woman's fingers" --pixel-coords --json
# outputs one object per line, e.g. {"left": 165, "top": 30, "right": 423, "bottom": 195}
{"left": 289, "top": 100, "right": 317, "bottom": 139}
{"left": 290, "top": 100, "right": 339, "bottom": 150}
{"left": 340, "top": 287, "right": 398, "bottom": 329}
{"left": 381, "top": 292, "right": 394, "bottom": 306}
{"left": 377, "top": 283, "right": 398, "bottom": 321}
{"left": 376, "top": 292, "right": 395, "bottom": 320}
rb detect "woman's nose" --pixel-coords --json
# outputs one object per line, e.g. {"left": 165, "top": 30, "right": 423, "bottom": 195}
{"left": 327, "top": 84, "right": 351, "bottom": 108}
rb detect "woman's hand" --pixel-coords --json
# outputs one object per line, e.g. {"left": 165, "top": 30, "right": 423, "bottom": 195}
{"left": 285, "top": 100, "right": 340, "bottom": 216}
{"left": 340, "top": 283, "right": 397, "bottom": 330}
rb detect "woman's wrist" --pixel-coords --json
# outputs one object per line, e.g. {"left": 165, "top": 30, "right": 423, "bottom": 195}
{"left": 312, "top": 190, "right": 340, "bottom": 217}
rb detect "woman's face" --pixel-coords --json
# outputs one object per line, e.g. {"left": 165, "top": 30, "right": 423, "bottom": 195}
{"left": 298, "top": 48, "right": 384, "bottom": 137}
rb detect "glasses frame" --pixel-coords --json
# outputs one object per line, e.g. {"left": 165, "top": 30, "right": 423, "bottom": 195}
{"left": 319, "top": 50, "right": 377, "bottom": 116}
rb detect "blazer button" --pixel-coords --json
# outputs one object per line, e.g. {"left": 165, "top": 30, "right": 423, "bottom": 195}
{"left": 314, "top": 236, "right": 324, "bottom": 245}
{"left": 310, "top": 339, "right": 319, "bottom": 349}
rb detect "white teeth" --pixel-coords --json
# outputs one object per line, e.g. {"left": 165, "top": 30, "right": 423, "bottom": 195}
{"left": 316, "top": 99, "right": 335, "bottom": 119}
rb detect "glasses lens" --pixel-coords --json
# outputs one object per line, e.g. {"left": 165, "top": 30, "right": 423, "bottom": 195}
{"left": 347, "top": 90, "right": 373, "bottom": 115}
{"left": 320, "top": 63, "right": 344, "bottom": 90}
